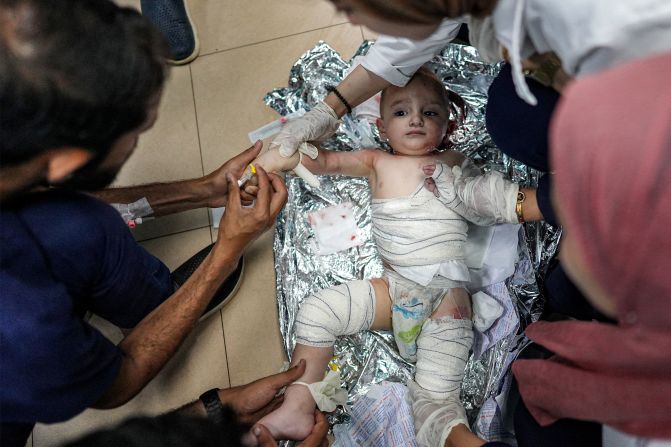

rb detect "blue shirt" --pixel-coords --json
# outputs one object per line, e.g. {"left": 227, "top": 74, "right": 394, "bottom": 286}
{"left": 0, "top": 190, "right": 172, "bottom": 425}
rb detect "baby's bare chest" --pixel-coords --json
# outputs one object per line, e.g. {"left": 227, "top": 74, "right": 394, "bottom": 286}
{"left": 372, "top": 156, "right": 435, "bottom": 199}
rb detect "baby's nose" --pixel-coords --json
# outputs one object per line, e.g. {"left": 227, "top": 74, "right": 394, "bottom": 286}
{"left": 409, "top": 113, "right": 424, "bottom": 126}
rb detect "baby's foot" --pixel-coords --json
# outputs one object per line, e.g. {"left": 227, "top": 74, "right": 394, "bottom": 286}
{"left": 255, "top": 384, "right": 316, "bottom": 441}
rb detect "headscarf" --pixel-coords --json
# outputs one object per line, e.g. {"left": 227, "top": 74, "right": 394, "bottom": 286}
{"left": 512, "top": 52, "right": 671, "bottom": 438}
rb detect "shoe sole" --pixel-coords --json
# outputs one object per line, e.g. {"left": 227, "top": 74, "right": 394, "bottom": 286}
{"left": 198, "top": 255, "right": 245, "bottom": 322}
{"left": 168, "top": 0, "right": 200, "bottom": 65}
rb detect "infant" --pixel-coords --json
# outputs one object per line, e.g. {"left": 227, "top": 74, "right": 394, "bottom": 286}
{"left": 250, "top": 68, "right": 538, "bottom": 445}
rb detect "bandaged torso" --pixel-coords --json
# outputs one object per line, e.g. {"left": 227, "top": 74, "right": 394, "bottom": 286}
{"left": 371, "top": 160, "right": 518, "bottom": 286}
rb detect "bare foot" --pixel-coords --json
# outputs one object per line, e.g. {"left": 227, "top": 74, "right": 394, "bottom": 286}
{"left": 255, "top": 384, "right": 316, "bottom": 440}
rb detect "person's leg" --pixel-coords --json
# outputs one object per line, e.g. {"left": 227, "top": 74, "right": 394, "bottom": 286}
{"left": 256, "top": 278, "right": 391, "bottom": 440}
{"left": 411, "top": 288, "right": 480, "bottom": 447}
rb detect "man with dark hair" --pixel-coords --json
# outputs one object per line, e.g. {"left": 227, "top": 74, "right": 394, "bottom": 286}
{"left": 0, "top": 1, "right": 296, "bottom": 446}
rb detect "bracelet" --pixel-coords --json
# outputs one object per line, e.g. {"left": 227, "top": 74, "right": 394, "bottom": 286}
{"left": 516, "top": 191, "right": 526, "bottom": 224}
{"left": 199, "top": 388, "right": 225, "bottom": 424}
{"left": 325, "top": 85, "right": 352, "bottom": 114}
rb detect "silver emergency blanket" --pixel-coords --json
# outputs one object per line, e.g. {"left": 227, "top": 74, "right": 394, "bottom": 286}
{"left": 266, "top": 41, "right": 560, "bottom": 443}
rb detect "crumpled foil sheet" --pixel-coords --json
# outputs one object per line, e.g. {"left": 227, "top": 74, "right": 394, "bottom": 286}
{"left": 267, "top": 41, "right": 560, "bottom": 442}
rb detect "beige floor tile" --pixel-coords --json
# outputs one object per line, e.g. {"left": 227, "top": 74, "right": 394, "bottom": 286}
{"left": 32, "top": 229, "right": 227, "bottom": 447}
{"left": 138, "top": 226, "right": 213, "bottom": 270}
{"left": 111, "top": 65, "right": 207, "bottom": 240}
{"left": 190, "top": 0, "right": 348, "bottom": 56}
{"left": 191, "top": 22, "right": 365, "bottom": 174}
{"left": 216, "top": 229, "right": 289, "bottom": 386}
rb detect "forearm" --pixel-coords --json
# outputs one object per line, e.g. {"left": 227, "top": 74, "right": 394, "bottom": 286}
{"left": 325, "top": 65, "right": 391, "bottom": 117}
{"left": 93, "top": 243, "right": 239, "bottom": 408}
{"left": 93, "top": 177, "right": 213, "bottom": 217}
{"left": 520, "top": 187, "right": 543, "bottom": 222}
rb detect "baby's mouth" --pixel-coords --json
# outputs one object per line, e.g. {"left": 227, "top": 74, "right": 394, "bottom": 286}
{"left": 406, "top": 130, "right": 426, "bottom": 136}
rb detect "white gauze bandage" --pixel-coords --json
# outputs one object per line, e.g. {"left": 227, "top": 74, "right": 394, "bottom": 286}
{"left": 111, "top": 197, "right": 153, "bottom": 222}
{"left": 294, "top": 280, "right": 376, "bottom": 347}
{"left": 414, "top": 317, "right": 473, "bottom": 401}
{"left": 411, "top": 317, "right": 474, "bottom": 447}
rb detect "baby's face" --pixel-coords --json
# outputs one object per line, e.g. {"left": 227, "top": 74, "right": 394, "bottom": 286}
{"left": 379, "top": 80, "right": 450, "bottom": 157}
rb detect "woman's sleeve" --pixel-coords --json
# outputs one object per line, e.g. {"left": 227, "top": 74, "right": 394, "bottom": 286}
{"left": 360, "top": 18, "right": 463, "bottom": 86}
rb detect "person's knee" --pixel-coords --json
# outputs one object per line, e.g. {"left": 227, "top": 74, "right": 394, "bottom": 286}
{"left": 294, "top": 280, "right": 376, "bottom": 347}
{"left": 431, "top": 288, "right": 472, "bottom": 320}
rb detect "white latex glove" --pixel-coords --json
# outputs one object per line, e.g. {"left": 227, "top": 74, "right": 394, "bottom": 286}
{"left": 269, "top": 101, "right": 340, "bottom": 187}
{"left": 406, "top": 380, "right": 469, "bottom": 447}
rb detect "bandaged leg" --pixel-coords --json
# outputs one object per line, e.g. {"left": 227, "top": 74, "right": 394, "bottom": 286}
{"left": 295, "top": 279, "right": 377, "bottom": 347}
{"left": 257, "top": 280, "right": 378, "bottom": 440}
{"left": 412, "top": 288, "right": 474, "bottom": 447}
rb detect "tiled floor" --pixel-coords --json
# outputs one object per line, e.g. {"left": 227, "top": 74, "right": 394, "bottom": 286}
{"left": 30, "top": 1, "right": 368, "bottom": 445}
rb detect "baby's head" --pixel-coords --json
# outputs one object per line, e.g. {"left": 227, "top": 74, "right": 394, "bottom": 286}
{"left": 377, "top": 68, "right": 452, "bottom": 156}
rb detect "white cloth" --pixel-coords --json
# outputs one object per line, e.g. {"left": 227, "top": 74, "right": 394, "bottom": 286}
{"left": 308, "top": 202, "right": 363, "bottom": 255}
{"left": 471, "top": 291, "right": 504, "bottom": 332}
{"left": 332, "top": 382, "right": 418, "bottom": 447}
{"left": 493, "top": 0, "right": 671, "bottom": 103}
{"left": 494, "top": 0, "right": 671, "bottom": 77}
{"left": 361, "top": 18, "right": 463, "bottom": 87}
{"left": 294, "top": 369, "right": 349, "bottom": 412}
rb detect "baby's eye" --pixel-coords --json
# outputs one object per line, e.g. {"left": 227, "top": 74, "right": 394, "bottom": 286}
{"left": 424, "top": 110, "right": 439, "bottom": 117}
{"left": 393, "top": 110, "right": 407, "bottom": 117}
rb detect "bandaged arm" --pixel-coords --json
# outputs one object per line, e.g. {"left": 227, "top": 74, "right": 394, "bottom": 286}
{"left": 431, "top": 160, "right": 542, "bottom": 224}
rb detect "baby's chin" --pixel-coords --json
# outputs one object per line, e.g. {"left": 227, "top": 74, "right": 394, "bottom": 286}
{"left": 389, "top": 141, "right": 440, "bottom": 156}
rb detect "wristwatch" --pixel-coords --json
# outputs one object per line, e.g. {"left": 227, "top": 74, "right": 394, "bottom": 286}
{"left": 199, "top": 388, "right": 225, "bottom": 424}
{"left": 516, "top": 191, "right": 526, "bottom": 224}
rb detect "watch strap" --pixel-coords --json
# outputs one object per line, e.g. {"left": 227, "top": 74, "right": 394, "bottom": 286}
{"left": 199, "top": 388, "right": 225, "bottom": 424}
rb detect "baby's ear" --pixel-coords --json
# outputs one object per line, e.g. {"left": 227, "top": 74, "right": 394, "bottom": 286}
{"left": 376, "top": 117, "right": 387, "bottom": 139}
{"left": 441, "top": 120, "right": 458, "bottom": 148}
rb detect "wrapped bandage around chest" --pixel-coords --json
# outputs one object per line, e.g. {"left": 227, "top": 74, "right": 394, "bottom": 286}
{"left": 372, "top": 192, "right": 469, "bottom": 267}
{"left": 372, "top": 161, "right": 518, "bottom": 269}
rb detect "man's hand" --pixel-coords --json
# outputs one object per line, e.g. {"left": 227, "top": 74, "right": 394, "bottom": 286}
{"left": 253, "top": 410, "right": 329, "bottom": 447}
{"left": 201, "top": 141, "right": 264, "bottom": 208}
{"left": 214, "top": 165, "right": 287, "bottom": 258}
{"left": 216, "top": 360, "right": 306, "bottom": 425}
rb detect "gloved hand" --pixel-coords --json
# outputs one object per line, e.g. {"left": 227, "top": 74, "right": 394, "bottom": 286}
{"left": 406, "top": 380, "right": 469, "bottom": 447}
{"left": 268, "top": 101, "right": 340, "bottom": 187}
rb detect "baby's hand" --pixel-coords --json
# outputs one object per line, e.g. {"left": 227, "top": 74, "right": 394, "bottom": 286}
{"left": 254, "top": 146, "right": 300, "bottom": 175}
{"left": 424, "top": 177, "right": 441, "bottom": 198}
{"left": 241, "top": 147, "right": 300, "bottom": 201}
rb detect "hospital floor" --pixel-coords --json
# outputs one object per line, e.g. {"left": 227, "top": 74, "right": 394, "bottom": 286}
{"left": 28, "top": 1, "right": 375, "bottom": 445}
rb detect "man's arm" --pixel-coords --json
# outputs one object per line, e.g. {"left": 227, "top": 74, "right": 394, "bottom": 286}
{"left": 93, "top": 166, "right": 287, "bottom": 408}
{"left": 93, "top": 142, "right": 263, "bottom": 216}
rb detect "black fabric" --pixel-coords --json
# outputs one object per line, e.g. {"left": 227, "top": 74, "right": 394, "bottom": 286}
{"left": 535, "top": 174, "right": 557, "bottom": 226}
{"left": 544, "top": 262, "right": 615, "bottom": 322}
{"left": 0, "top": 421, "right": 34, "bottom": 447}
{"left": 514, "top": 395, "right": 602, "bottom": 447}
{"left": 486, "top": 64, "right": 560, "bottom": 173}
